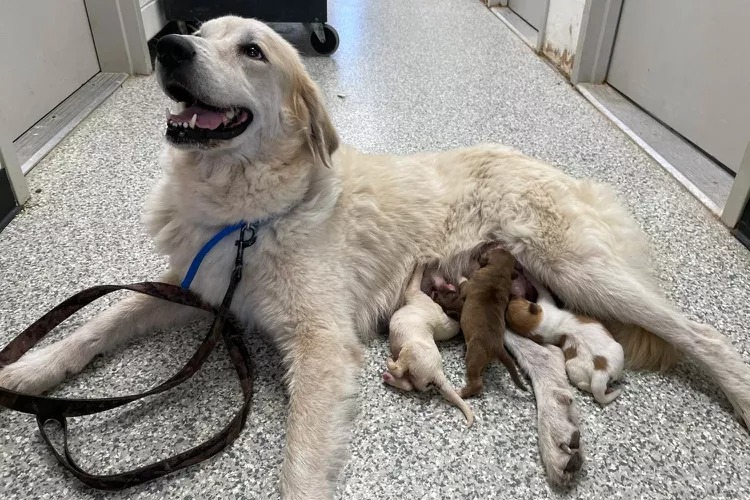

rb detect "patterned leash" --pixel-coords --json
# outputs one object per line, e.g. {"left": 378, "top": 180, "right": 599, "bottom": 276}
{"left": 0, "top": 222, "right": 257, "bottom": 489}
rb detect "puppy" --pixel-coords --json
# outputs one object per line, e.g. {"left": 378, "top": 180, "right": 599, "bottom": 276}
{"left": 433, "top": 247, "right": 526, "bottom": 397}
{"left": 420, "top": 266, "right": 461, "bottom": 341}
{"left": 385, "top": 263, "right": 474, "bottom": 426}
{"left": 506, "top": 286, "right": 625, "bottom": 405}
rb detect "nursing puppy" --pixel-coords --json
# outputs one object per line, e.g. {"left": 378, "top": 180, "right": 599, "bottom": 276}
{"left": 434, "top": 247, "right": 526, "bottom": 397}
{"left": 507, "top": 287, "right": 625, "bottom": 405}
{"left": 2, "top": 16, "right": 749, "bottom": 498}
{"left": 384, "top": 264, "right": 474, "bottom": 425}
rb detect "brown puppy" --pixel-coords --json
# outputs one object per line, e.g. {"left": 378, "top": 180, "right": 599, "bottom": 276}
{"left": 433, "top": 247, "right": 527, "bottom": 397}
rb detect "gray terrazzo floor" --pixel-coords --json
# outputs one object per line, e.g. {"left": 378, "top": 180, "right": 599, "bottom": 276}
{"left": 1, "top": 0, "right": 749, "bottom": 499}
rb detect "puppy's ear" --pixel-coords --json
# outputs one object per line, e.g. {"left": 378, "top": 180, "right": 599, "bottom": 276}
{"left": 292, "top": 71, "right": 339, "bottom": 168}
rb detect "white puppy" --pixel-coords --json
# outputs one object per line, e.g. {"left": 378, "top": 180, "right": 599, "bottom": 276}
{"left": 384, "top": 264, "right": 474, "bottom": 426}
{"left": 506, "top": 286, "right": 624, "bottom": 405}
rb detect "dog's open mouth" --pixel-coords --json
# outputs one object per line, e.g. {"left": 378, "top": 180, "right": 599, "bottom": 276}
{"left": 164, "top": 84, "right": 252, "bottom": 144}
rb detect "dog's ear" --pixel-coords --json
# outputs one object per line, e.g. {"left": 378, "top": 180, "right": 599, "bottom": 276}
{"left": 292, "top": 71, "right": 339, "bottom": 168}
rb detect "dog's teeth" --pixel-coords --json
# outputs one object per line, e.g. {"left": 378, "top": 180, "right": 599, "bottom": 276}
{"left": 225, "top": 109, "right": 235, "bottom": 119}
{"left": 166, "top": 107, "right": 170, "bottom": 122}
{"left": 189, "top": 114, "right": 197, "bottom": 129}
{"left": 182, "top": 122, "right": 188, "bottom": 128}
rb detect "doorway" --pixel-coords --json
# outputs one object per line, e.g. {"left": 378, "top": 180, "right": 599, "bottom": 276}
{"left": 606, "top": 0, "right": 750, "bottom": 175}
{"left": 0, "top": 1, "right": 100, "bottom": 141}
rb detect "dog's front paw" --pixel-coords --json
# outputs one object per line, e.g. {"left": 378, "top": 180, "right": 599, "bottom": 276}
{"left": 536, "top": 387, "right": 583, "bottom": 486}
{"left": 0, "top": 350, "right": 66, "bottom": 395}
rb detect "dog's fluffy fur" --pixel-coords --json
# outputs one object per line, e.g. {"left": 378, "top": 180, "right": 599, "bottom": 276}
{"left": 2, "top": 16, "right": 750, "bottom": 499}
{"left": 384, "top": 264, "right": 473, "bottom": 425}
{"left": 507, "top": 287, "right": 625, "bottom": 405}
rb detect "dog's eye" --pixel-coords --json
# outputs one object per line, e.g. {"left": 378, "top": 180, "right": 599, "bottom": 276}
{"left": 241, "top": 43, "right": 264, "bottom": 60}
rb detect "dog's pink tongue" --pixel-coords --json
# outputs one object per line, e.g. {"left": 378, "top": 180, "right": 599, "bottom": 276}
{"left": 169, "top": 105, "right": 224, "bottom": 130}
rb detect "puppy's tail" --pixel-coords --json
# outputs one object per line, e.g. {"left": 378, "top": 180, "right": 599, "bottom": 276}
{"left": 434, "top": 372, "right": 475, "bottom": 427}
{"left": 591, "top": 369, "right": 621, "bottom": 405}
{"left": 405, "top": 263, "right": 426, "bottom": 298}
{"left": 496, "top": 346, "right": 528, "bottom": 391}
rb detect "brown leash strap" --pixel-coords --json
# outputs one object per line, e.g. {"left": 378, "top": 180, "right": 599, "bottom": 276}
{"left": 0, "top": 281, "right": 254, "bottom": 490}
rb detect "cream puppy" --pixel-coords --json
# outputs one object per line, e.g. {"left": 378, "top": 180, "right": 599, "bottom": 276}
{"left": 384, "top": 263, "right": 474, "bottom": 426}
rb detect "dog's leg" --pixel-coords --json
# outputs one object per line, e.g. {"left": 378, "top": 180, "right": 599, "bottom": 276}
{"left": 539, "top": 263, "right": 750, "bottom": 427}
{"left": 505, "top": 331, "right": 582, "bottom": 486}
{"left": 0, "top": 271, "right": 207, "bottom": 394}
{"left": 278, "top": 323, "right": 364, "bottom": 500}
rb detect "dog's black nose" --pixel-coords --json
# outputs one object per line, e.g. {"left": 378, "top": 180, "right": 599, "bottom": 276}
{"left": 157, "top": 34, "right": 196, "bottom": 68}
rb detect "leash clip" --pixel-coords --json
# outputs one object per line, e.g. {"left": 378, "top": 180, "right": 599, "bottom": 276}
{"left": 234, "top": 223, "right": 257, "bottom": 276}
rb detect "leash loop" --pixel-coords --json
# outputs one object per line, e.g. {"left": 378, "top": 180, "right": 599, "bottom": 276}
{"left": 0, "top": 219, "right": 261, "bottom": 490}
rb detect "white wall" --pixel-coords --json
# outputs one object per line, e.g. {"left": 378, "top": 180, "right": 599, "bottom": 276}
{"left": 541, "top": 0, "right": 586, "bottom": 74}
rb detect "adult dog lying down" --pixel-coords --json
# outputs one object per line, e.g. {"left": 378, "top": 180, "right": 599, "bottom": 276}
{"left": 1, "top": 16, "right": 749, "bottom": 499}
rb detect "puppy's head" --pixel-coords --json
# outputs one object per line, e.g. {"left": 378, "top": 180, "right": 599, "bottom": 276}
{"left": 431, "top": 288, "right": 464, "bottom": 321}
{"left": 156, "top": 16, "right": 338, "bottom": 165}
{"left": 478, "top": 246, "right": 514, "bottom": 269}
{"left": 506, "top": 299, "right": 543, "bottom": 335}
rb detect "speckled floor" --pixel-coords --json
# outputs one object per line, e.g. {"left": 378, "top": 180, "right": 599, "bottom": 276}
{"left": 1, "top": 0, "right": 749, "bottom": 498}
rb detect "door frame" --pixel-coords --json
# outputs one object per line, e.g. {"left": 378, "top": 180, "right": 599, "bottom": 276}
{"left": 0, "top": 125, "right": 30, "bottom": 228}
{"left": 570, "top": 0, "right": 622, "bottom": 85}
{"left": 722, "top": 143, "right": 750, "bottom": 230}
{"left": 85, "top": 0, "right": 153, "bottom": 75}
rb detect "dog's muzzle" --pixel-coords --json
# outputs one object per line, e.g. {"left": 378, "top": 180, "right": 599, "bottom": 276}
{"left": 156, "top": 35, "right": 253, "bottom": 145}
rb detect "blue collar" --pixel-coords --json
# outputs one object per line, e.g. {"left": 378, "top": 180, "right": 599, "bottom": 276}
{"left": 181, "top": 221, "right": 256, "bottom": 289}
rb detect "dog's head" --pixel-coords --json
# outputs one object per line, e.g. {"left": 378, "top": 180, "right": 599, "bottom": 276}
{"left": 155, "top": 16, "right": 338, "bottom": 165}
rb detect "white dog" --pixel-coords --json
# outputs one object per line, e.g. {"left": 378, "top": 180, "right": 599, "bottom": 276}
{"left": 382, "top": 263, "right": 473, "bottom": 426}
{"left": 1, "top": 16, "right": 749, "bottom": 499}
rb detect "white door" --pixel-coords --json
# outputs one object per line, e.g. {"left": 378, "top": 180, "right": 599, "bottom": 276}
{"left": 0, "top": 0, "right": 100, "bottom": 140}
{"left": 508, "top": 0, "right": 547, "bottom": 31}
{"left": 607, "top": 0, "right": 750, "bottom": 173}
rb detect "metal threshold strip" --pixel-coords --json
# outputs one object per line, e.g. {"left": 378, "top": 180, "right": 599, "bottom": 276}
{"left": 14, "top": 72, "right": 128, "bottom": 175}
{"left": 577, "top": 83, "right": 734, "bottom": 217}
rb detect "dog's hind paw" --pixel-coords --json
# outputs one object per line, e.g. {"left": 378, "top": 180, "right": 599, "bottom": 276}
{"left": 536, "top": 387, "right": 583, "bottom": 486}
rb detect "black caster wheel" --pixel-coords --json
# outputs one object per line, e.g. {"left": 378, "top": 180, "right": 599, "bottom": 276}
{"left": 310, "top": 24, "right": 339, "bottom": 56}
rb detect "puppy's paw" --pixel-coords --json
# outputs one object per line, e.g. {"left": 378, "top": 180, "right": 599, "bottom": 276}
{"left": 382, "top": 370, "right": 414, "bottom": 391}
{"left": 537, "top": 386, "right": 583, "bottom": 487}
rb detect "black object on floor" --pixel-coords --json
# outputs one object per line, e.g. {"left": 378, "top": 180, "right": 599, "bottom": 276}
{"left": 162, "top": 0, "right": 339, "bottom": 55}
{"left": 0, "top": 169, "right": 20, "bottom": 232}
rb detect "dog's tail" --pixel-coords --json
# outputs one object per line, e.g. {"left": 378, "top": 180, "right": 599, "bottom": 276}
{"left": 605, "top": 322, "right": 682, "bottom": 372}
{"left": 591, "top": 368, "right": 621, "bottom": 405}
{"left": 434, "top": 372, "right": 475, "bottom": 427}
